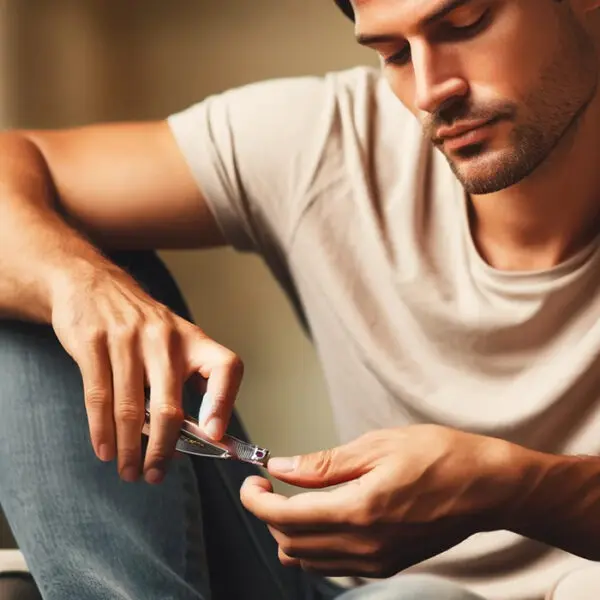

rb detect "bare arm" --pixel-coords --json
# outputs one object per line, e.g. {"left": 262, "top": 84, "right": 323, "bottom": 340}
{"left": 0, "top": 120, "right": 225, "bottom": 321}
{"left": 20, "top": 120, "right": 224, "bottom": 251}
{"left": 242, "top": 425, "right": 600, "bottom": 578}
{"left": 506, "top": 448, "right": 600, "bottom": 561}
{"left": 0, "top": 121, "right": 240, "bottom": 485}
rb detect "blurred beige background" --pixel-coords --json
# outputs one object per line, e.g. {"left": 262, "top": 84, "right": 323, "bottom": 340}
{"left": 0, "top": 0, "right": 377, "bottom": 545}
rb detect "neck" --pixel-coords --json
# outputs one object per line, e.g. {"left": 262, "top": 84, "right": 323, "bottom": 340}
{"left": 469, "top": 99, "right": 600, "bottom": 272}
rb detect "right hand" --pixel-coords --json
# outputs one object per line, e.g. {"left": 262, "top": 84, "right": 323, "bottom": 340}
{"left": 50, "top": 260, "right": 244, "bottom": 485}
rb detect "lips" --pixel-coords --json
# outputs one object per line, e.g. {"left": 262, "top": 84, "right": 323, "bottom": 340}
{"left": 436, "top": 118, "right": 494, "bottom": 141}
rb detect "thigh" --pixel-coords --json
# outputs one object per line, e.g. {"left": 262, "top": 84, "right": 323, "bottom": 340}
{"left": 337, "top": 576, "right": 487, "bottom": 600}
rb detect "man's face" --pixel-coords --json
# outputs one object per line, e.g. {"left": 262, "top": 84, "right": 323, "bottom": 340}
{"left": 354, "top": 0, "right": 599, "bottom": 194}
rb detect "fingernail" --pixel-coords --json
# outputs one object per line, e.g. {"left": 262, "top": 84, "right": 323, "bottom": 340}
{"left": 145, "top": 468, "right": 164, "bottom": 485}
{"left": 204, "top": 418, "right": 220, "bottom": 440}
{"left": 98, "top": 443, "right": 113, "bottom": 462}
{"left": 120, "top": 466, "right": 139, "bottom": 482}
{"left": 268, "top": 457, "right": 298, "bottom": 473}
{"left": 198, "top": 392, "right": 212, "bottom": 426}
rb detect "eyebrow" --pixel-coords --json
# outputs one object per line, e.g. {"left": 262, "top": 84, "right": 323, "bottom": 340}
{"left": 356, "top": 0, "right": 473, "bottom": 46}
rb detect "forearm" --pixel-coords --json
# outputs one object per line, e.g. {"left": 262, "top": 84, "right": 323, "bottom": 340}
{"left": 503, "top": 445, "right": 600, "bottom": 561}
{"left": 0, "top": 131, "right": 111, "bottom": 322}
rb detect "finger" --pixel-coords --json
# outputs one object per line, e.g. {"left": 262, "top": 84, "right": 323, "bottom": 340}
{"left": 143, "top": 346, "right": 184, "bottom": 485}
{"left": 245, "top": 475, "right": 273, "bottom": 492}
{"left": 110, "top": 328, "right": 145, "bottom": 482}
{"left": 77, "top": 331, "right": 115, "bottom": 462}
{"left": 277, "top": 549, "right": 364, "bottom": 576}
{"left": 268, "top": 526, "right": 376, "bottom": 561}
{"left": 296, "top": 558, "right": 389, "bottom": 578}
{"left": 295, "top": 542, "right": 439, "bottom": 578}
{"left": 240, "top": 475, "right": 359, "bottom": 529}
{"left": 267, "top": 439, "right": 374, "bottom": 488}
{"left": 282, "top": 531, "right": 468, "bottom": 577}
{"left": 188, "top": 337, "right": 244, "bottom": 440}
{"left": 278, "top": 546, "right": 299, "bottom": 567}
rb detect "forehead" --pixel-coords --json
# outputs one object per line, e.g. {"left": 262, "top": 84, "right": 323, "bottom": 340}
{"left": 352, "top": 0, "right": 437, "bottom": 16}
{"left": 352, "top": 0, "right": 473, "bottom": 32}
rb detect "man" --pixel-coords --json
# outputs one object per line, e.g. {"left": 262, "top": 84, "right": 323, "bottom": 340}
{"left": 1, "top": 0, "right": 600, "bottom": 598}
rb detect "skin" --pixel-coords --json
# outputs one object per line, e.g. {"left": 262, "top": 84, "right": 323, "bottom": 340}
{"left": 242, "top": 427, "right": 600, "bottom": 577}
{"left": 239, "top": 0, "right": 600, "bottom": 578}
{"left": 1, "top": 0, "right": 600, "bottom": 582}
{"left": 355, "top": 0, "right": 600, "bottom": 270}
{"left": 0, "top": 126, "right": 238, "bottom": 485}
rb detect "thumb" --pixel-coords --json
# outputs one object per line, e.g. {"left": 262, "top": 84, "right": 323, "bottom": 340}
{"left": 267, "top": 442, "right": 371, "bottom": 488}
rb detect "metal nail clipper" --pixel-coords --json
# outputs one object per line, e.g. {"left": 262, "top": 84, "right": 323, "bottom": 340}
{"left": 142, "top": 396, "right": 270, "bottom": 467}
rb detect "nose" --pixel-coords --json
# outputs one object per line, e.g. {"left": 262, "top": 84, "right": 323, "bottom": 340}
{"left": 412, "top": 42, "right": 468, "bottom": 115}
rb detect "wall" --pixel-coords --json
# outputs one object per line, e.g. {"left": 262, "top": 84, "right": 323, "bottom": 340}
{"left": 0, "top": 0, "right": 379, "bottom": 538}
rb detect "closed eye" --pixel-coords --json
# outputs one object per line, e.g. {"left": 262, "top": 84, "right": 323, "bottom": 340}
{"left": 384, "top": 45, "right": 412, "bottom": 67}
{"left": 441, "top": 7, "right": 491, "bottom": 40}
{"left": 383, "top": 7, "right": 492, "bottom": 67}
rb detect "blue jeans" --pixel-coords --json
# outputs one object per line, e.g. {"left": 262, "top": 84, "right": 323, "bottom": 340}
{"left": 0, "top": 251, "right": 484, "bottom": 600}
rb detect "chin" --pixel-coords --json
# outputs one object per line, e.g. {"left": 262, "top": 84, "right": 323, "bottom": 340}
{"left": 446, "top": 145, "right": 541, "bottom": 195}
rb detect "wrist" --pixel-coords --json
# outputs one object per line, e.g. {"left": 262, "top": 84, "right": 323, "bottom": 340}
{"left": 46, "top": 251, "right": 116, "bottom": 318}
{"left": 486, "top": 442, "right": 542, "bottom": 532}
{"left": 475, "top": 437, "right": 535, "bottom": 531}
{"left": 495, "top": 446, "right": 600, "bottom": 547}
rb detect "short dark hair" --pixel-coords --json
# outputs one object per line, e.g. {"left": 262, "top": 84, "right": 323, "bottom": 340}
{"left": 336, "top": 0, "right": 567, "bottom": 22}
{"left": 335, "top": 0, "right": 355, "bottom": 21}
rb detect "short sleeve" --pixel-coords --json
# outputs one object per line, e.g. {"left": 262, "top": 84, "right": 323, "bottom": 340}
{"left": 167, "top": 73, "right": 341, "bottom": 254}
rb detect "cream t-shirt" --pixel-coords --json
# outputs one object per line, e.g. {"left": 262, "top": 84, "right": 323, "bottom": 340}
{"left": 168, "top": 66, "right": 600, "bottom": 600}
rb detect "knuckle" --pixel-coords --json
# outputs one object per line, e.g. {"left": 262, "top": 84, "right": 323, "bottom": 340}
{"left": 308, "top": 448, "right": 335, "bottom": 481}
{"left": 156, "top": 403, "right": 184, "bottom": 423}
{"left": 225, "top": 352, "right": 244, "bottom": 375}
{"left": 115, "top": 401, "right": 143, "bottom": 423}
{"left": 279, "top": 544, "right": 295, "bottom": 558}
{"left": 145, "top": 449, "right": 170, "bottom": 465}
{"left": 144, "top": 320, "right": 174, "bottom": 343}
{"left": 85, "top": 387, "right": 110, "bottom": 409}
{"left": 119, "top": 445, "right": 138, "bottom": 458}
{"left": 213, "top": 347, "right": 244, "bottom": 373}
{"left": 278, "top": 547, "right": 293, "bottom": 565}
{"left": 360, "top": 539, "right": 384, "bottom": 559}
{"left": 117, "top": 446, "right": 140, "bottom": 464}
{"left": 348, "top": 501, "right": 377, "bottom": 529}
{"left": 81, "top": 326, "right": 106, "bottom": 346}
{"left": 278, "top": 538, "right": 296, "bottom": 558}
{"left": 111, "top": 321, "right": 139, "bottom": 345}
{"left": 149, "top": 303, "right": 172, "bottom": 321}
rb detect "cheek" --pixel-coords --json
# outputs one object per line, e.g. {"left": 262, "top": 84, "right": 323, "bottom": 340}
{"left": 473, "top": 4, "right": 579, "bottom": 106}
{"left": 473, "top": 45, "right": 542, "bottom": 106}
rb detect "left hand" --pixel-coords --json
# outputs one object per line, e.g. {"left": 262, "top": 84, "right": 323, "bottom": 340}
{"left": 241, "top": 424, "right": 523, "bottom": 578}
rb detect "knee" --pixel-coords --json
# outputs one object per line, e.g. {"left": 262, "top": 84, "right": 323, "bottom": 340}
{"left": 340, "top": 575, "right": 484, "bottom": 600}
